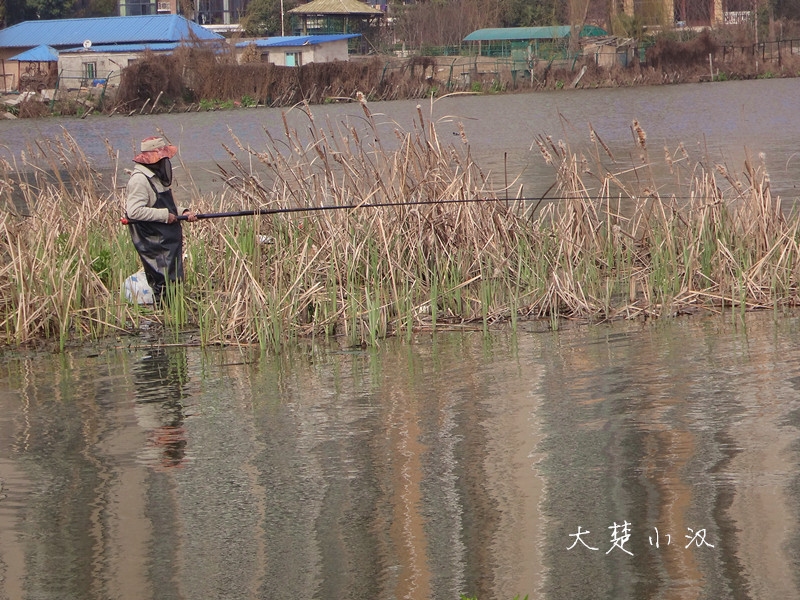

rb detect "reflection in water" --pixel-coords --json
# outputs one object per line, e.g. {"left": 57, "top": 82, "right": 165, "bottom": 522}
{"left": 132, "top": 349, "right": 189, "bottom": 470}
{"left": 130, "top": 348, "right": 191, "bottom": 600}
{"left": 0, "top": 313, "right": 800, "bottom": 598}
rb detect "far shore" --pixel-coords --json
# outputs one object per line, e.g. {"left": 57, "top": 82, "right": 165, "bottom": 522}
{"left": 3, "top": 32, "right": 800, "bottom": 120}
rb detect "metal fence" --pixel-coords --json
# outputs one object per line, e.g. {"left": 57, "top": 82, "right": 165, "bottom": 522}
{"left": 393, "top": 36, "right": 800, "bottom": 68}
{"left": 719, "top": 38, "right": 800, "bottom": 64}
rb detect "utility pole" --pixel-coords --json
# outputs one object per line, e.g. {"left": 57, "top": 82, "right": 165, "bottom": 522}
{"left": 753, "top": 0, "right": 759, "bottom": 73}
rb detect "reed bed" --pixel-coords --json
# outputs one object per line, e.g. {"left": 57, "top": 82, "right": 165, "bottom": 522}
{"left": 1, "top": 102, "right": 798, "bottom": 352}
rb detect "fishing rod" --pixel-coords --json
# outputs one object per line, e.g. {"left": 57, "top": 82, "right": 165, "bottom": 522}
{"left": 119, "top": 191, "right": 729, "bottom": 224}
{"left": 120, "top": 196, "right": 539, "bottom": 224}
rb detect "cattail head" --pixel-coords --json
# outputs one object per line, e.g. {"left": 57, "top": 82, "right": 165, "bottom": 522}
{"left": 632, "top": 120, "right": 646, "bottom": 149}
{"left": 535, "top": 138, "right": 553, "bottom": 165}
{"left": 458, "top": 123, "right": 468, "bottom": 145}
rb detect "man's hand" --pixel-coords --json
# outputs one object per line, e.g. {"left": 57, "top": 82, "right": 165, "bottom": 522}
{"left": 183, "top": 211, "right": 198, "bottom": 222}
{"left": 167, "top": 212, "right": 178, "bottom": 224}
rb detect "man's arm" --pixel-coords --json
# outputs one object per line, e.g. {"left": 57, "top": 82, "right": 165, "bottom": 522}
{"left": 126, "top": 173, "right": 170, "bottom": 223}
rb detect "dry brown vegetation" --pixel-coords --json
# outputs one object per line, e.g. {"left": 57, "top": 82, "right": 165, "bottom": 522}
{"left": 15, "top": 98, "right": 51, "bottom": 118}
{"left": 646, "top": 30, "right": 718, "bottom": 70}
{"left": 115, "top": 45, "right": 439, "bottom": 111}
{"left": 116, "top": 49, "right": 185, "bottom": 108}
{"left": 2, "top": 102, "right": 800, "bottom": 352}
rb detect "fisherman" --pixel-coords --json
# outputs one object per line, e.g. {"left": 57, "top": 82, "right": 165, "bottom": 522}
{"left": 125, "top": 136, "right": 197, "bottom": 305}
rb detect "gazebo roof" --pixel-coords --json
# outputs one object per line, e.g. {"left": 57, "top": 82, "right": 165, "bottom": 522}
{"left": 8, "top": 45, "right": 59, "bottom": 62}
{"left": 288, "top": 0, "right": 383, "bottom": 16}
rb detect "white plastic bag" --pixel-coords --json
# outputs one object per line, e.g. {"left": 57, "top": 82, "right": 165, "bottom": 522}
{"left": 124, "top": 271, "right": 154, "bottom": 305}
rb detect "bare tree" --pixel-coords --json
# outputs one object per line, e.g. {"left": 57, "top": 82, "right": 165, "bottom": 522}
{"left": 394, "top": 0, "right": 501, "bottom": 49}
{"left": 568, "top": 0, "right": 591, "bottom": 53}
{"left": 178, "top": 0, "right": 196, "bottom": 21}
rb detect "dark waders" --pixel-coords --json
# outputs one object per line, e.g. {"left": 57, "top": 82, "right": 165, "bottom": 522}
{"left": 127, "top": 176, "right": 184, "bottom": 304}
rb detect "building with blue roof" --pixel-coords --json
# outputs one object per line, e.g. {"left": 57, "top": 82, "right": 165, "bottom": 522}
{"left": 0, "top": 14, "right": 221, "bottom": 57}
{"left": 8, "top": 45, "right": 60, "bottom": 63}
{"left": 4, "top": 46, "right": 59, "bottom": 93}
{"left": 236, "top": 34, "right": 360, "bottom": 66}
{"left": 0, "top": 14, "right": 224, "bottom": 92}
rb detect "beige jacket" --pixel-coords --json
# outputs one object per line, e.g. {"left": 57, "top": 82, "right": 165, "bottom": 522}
{"left": 125, "top": 163, "right": 188, "bottom": 223}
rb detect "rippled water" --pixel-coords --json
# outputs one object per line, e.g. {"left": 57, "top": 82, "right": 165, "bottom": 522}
{"left": 2, "top": 78, "right": 800, "bottom": 201}
{"left": 1, "top": 310, "right": 800, "bottom": 599}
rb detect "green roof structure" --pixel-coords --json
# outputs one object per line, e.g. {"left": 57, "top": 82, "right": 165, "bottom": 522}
{"left": 464, "top": 26, "right": 607, "bottom": 42}
{"left": 461, "top": 25, "right": 608, "bottom": 65}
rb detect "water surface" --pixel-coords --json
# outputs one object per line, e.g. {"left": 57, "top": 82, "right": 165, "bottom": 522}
{"left": 1, "top": 311, "right": 800, "bottom": 599}
{"left": 2, "top": 78, "right": 800, "bottom": 201}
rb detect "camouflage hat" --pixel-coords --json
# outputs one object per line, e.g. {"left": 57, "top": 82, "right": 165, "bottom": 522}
{"left": 133, "top": 136, "right": 178, "bottom": 164}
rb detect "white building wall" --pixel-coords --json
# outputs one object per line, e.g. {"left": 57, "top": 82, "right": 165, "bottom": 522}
{"left": 52, "top": 39, "right": 350, "bottom": 90}
{"left": 238, "top": 39, "right": 350, "bottom": 66}
{"left": 57, "top": 51, "right": 159, "bottom": 88}
{"left": 311, "top": 39, "right": 349, "bottom": 62}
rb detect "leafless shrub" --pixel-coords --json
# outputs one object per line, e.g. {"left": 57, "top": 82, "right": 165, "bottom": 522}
{"left": 16, "top": 99, "right": 50, "bottom": 118}
{"left": 117, "top": 49, "right": 185, "bottom": 106}
{"left": 647, "top": 30, "right": 718, "bottom": 70}
{"left": 239, "top": 43, "right": 261, "bottom": 64}
{"left": 394, "top": 0, "right": 497, "bottom": 48}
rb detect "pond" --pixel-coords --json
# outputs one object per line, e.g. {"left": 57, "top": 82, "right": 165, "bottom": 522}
{"left": 1, "top": 310, "right": 799, "bottom": 599}
{"left": 2, "top": 77, "right": 800, "bottom": 203}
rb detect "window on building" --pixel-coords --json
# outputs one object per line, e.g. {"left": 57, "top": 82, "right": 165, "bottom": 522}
{"left": 119, "top": 0, "right": 156, "bottom": 16}
{"left": 286, "top": 52, "right": 302, "bottom": 67}
{"left": 82, "top": 62, "right": 97, "bottom": 86}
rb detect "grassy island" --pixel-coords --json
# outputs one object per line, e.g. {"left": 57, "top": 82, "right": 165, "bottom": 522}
{"left": 1, "top": 101, "right": 796, "bottom": 351}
